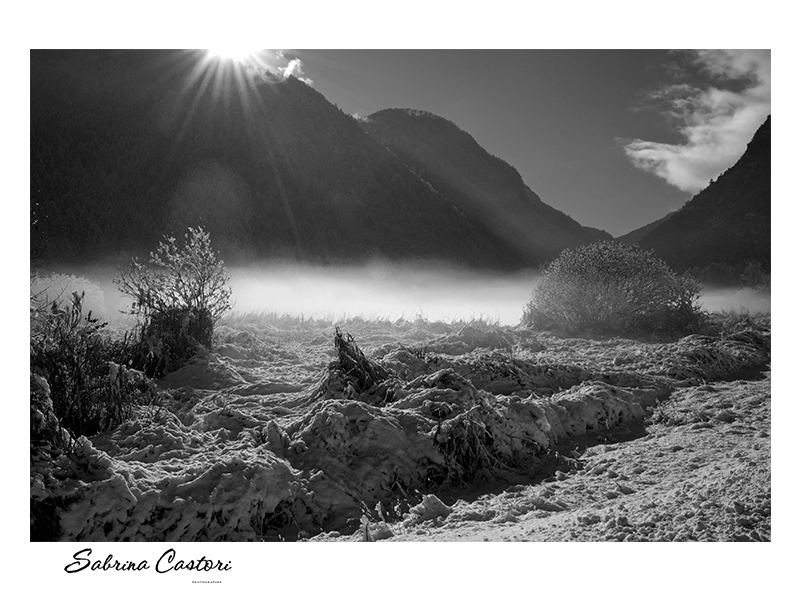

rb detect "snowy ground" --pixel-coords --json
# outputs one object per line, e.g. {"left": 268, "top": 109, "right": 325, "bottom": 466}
{"left": 32, "top": 310, "right": 771, "bottom": 543}
{"left": 319, "top": 373, "right": 771, "bottom": 542}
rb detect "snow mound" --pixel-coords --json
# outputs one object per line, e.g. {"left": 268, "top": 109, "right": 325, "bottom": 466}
{"left": 157, "top": 348, "right": 247, "bottom": 390}
{"left": 31, "top": 320, "right": 771, "bottom": 541}
{"left": 411, "top": 325, "right": 515, "bottom": 355}
{"left": 34, "top": 420, "right": 320, "bottom": 541}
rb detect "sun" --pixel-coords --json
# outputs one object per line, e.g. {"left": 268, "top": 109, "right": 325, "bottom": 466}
{"left": 168, "top": 48, "right": 284, "bottom": 134}
{"left": 206, "top": 47, "right": 258, "bottom": 63}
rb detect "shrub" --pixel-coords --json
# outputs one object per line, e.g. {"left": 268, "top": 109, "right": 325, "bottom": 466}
{"left": 114, "top": 227, "right": 231, "bottom": 376}
{"left": 523, "top": 241, "right": 704, "bottom": 336}
{"left": 30, "top": 292, "right": 158, "bottom": 440}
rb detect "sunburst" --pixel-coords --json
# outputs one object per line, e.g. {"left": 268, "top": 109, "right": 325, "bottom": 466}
{"left": 176, "top": 49, "right": 281, "bottom": 117}
{"left": 206, "top": 47, "right": 257, "bottom": 63}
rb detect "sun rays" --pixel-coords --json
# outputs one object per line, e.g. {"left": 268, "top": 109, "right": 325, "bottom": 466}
{"left": 206, "top": 47, "right": 258, "bottom": 63}
{"left": 150, "top": 49, "right": 307, "bottom": 258}
{"left": 158, "top": 50, "right": 279, "bottom": 148}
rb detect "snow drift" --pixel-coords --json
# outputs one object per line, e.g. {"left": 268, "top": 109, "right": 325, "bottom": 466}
{"left": 31, "top": 317, "right": 770, "bottom": 541}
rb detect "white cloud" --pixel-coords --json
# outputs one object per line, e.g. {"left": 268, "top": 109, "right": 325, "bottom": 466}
{"left": 275, "top": 52, "right": 314, "bottom": 86}
{"left": 622, "top": 50, "right": 770, "bottom": 193}
{"left": 221, "top": 50, "right": 314, "bottom": 86}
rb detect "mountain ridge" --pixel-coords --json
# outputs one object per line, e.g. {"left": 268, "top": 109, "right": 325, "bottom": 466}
{"left": 31, "top": 51, "right": 525, "bottom": 269}
{"left": 615, "top": 212, "right": 675, "bottom": 245}
{"left": 360, "top": 108, "right": 611, "bottom": 266}
{"left": 619, "top": 116, "right": 770, "bottom": 271}
{"left": 34, "top": 51, "right": 765, "bottom": 276}
{"left": 30, "top": 50, "right": 612, "bottom": 271}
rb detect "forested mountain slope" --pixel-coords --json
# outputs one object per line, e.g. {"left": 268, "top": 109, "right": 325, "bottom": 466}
{"left": 623, "top": 117, "right": 771, "bottom": 271}
{"left": 31, "top": 51, "right": 611, "bottom": 269}
{"left": 361, "top": 108, "right": 610, "bottom": 266}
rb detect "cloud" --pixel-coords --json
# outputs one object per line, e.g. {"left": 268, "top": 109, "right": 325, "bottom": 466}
{"left": 274, "top": 51, "right": 314, "bottom": 86}
{"left": 621, "top": 50, "right": 770, "bottom": 193}
{"left": 240, "top": 50, "right": 314, "bottom": 86}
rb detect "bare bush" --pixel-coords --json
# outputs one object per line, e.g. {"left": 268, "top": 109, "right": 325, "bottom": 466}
{"left": 30, "top": 292, "right": 158, "bottom": 440}
{"left": 523, "top": 241, "right": 705, "bottom": 336}
{"left": 114, "top": 227, "right": 232, "bottom": 376}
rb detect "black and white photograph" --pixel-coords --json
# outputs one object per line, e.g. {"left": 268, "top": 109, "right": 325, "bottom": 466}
{"left": 19, "top": 3, "right": 790, "bottom": 595}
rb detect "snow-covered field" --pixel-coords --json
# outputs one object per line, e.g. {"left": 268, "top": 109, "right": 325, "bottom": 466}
{"left": 31, "top": 308, "right": 771, "bottom": 542}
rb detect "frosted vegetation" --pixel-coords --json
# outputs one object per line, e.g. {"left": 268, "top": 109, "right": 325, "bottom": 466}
{"left": 30, "top": 231, "right": 770, "bottom": 541}
{"left": 523, "top": 242, "right": 705, "bottom": 336}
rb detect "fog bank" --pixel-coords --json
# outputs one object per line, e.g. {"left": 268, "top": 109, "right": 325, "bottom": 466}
{"left": 34, "top": 262, "right": 771, "bottom": 328}
{"left": 34, "top": 262, "right": 538, "bottom": 326}
{"left": 228, "top": 263, "right": 538, "bottom": 325}
{"left": 698, "top": 287, "right": 771, "bottom": 314}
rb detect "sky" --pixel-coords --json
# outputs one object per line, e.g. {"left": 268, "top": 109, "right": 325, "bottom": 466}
{"left": 261, "top": 49, "right": 771, "bottom": 237}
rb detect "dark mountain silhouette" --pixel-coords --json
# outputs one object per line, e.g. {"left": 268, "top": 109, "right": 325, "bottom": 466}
{"left": 615, "top": 212, "right": 675, "bottom": 245}
{"left": 360, "top": 109, "right": 610, "bottom": 265}
{"left": 619, "top": 117, "right": 770, "bottom": 272}
{"left": 31, "top": 50, "right": 517, "bottom": 268}
{"left": 31, "top": 50, "right": 608, "bottom": 270}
